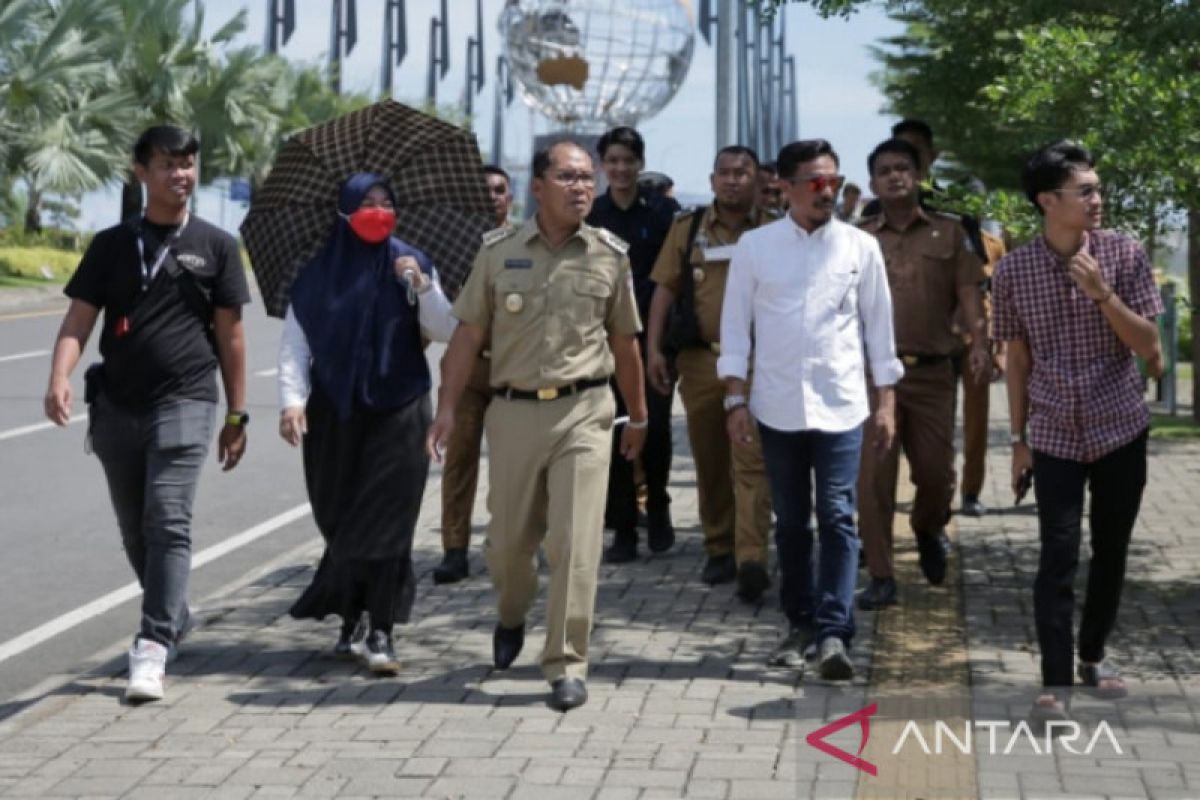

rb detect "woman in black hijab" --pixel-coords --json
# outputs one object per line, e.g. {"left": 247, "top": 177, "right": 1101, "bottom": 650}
{"left": 277, "top": 173, "right": 456, "bottom": 674}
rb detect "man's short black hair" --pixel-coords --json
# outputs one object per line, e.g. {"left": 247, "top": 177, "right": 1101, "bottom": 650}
{"left": 712, "top": 145, "right": 760, "bottom": 172}
{"left": 891, "top": 118, "right": 934, "bottom": 146}
{"left": 867, "top": 138, "right": 922, "bottom": 176}
{"left": 775, "top": 139, "right": 839, "bottom": 180}
{"left": 483, "top": 164, "right": 511, "bottom": 184}
{"left": 760, "top": 160, "right": 778, "bottom": 175}
{"left": 133, "top": 124, "right": 199, "bottom": 166}
{"left": 843, "top": 182, "right": 861, "bottom": 195}
{"left": 597, "top": 126, "right": 645, "bottom": 161}
{"left": 531, "top": 140, "right": 590, "bottom": 179}
{"left": 1022, "top": 140, "right": 1095, "bottom": 215}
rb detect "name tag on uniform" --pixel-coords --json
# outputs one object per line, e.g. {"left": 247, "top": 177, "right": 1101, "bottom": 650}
{"left": 703, "top": 245, "right": 737, "bottom": 262}
{"left": 504, "top": 258, "right": 533, "bottom": 269}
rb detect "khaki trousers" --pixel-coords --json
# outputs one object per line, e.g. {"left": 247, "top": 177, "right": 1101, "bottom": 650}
{"left": 959, "top": 366, "right": 990, "bottom": 499}
{"left": 675, "top": 347, "right": 772, "bottom": 565}
{"left": 858, "top": 361, "right": 957, "bottom": 579}
{"left": 440, "top": 356, "right": 493, "bottom": 550}
{"left": 484, "top": 387, "right": 614, "bottom": 683}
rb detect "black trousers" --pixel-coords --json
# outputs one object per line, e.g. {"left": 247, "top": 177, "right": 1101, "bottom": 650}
{"left": 605, "top": 365, "right": 674, "bottom": 534}
{"left": 1032, "top": 429, "right": 1148, "bottom": 687}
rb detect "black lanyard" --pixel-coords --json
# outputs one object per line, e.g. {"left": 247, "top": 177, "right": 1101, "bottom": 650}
{"left": 136, "top": 214, "right": 189, "bottom": 290}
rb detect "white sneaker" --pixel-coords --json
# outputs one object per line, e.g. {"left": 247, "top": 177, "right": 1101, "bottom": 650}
{"left": 125, "top": 638, "right": 168, "bottom": 702}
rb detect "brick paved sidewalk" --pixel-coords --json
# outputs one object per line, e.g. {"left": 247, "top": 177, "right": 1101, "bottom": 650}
{"left": 0, "top": 389, "right": 1196, "bottom": 799}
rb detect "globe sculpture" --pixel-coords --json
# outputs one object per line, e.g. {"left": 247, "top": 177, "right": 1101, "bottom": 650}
{"left": 499, "top": 0, "right": 695, "bottom": 130}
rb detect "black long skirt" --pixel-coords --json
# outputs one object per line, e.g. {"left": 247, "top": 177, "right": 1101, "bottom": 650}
{"left": 289, "top": 383, "right": 432, "bottom": 632}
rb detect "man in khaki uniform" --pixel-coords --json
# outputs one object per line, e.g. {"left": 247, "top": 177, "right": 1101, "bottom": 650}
{"left": 957, "top": 226, "right": 1007, "bottom": 517}
{"left": 434, "top": 165, "right": 515, "bottom": 584}
{"left": 428, "top": 141, "right": 647, "bottom": 712}
{"left": 644, "top": 145, "right": 774, "bottom": 601}
{"left": 856, "top": 138, "right": 988, "bottom": 610}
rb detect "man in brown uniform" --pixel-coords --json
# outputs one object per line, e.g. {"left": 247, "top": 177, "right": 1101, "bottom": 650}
{"left": 428, "top": 141, "right": 647, "bottom": 712}
{"left": 433, "top": 165, "right": 514, "bottom": 584}
{"left": 856, "top": 138, "right": 988, "bottom": 610}
{"left": 644, "top": 145, "right": 774, "bottom": 601}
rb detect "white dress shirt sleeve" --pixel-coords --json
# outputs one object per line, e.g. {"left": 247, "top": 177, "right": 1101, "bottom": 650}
{"left": 417, "top": 266, "right": 458, "bottom": 343}
{"left": 716, "top": 238, "right": 754, "bottom": 381}
{"left": 858, "top": 236, "right": 904, "bottom": 387}
{"left": 278, "top": 305, "right": 312, "bottom": 410}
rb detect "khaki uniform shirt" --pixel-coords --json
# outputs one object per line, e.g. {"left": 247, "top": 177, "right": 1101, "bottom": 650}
{"left": 453, "top": 217, "right": 642, "bottom": 390}
{"left": 859, "top": 208, "right": 984, "bottom": 356}
{"left": 649, "top": 204, "right": 761, "bottom": 345}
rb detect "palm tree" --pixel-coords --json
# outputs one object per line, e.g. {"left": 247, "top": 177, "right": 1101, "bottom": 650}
{"left": 0, "top": 0, "right": 137, "bottom": 232}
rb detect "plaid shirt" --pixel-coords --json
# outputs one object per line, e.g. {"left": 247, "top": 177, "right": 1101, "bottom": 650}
{"left": 992, "top": 230, "right": 1162, "bottom": 463}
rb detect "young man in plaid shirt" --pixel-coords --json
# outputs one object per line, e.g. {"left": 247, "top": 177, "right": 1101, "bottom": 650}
{"left": 992, "top": 141, "right": 1164, "bottom": 721}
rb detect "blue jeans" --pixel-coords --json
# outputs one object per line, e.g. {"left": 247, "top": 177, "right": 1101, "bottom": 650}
{"left": 757, "top": 421, "right": 862, "bottom": 644}
{"left": 90, "top": 395, "right": 215, "bottom": 647}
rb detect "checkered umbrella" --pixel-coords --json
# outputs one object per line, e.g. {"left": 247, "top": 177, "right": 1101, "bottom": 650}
{"left": 241, "top": 99, "right": 495, "bottom": 317}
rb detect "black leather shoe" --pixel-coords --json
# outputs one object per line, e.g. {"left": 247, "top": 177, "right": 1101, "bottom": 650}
{"left": 646, "top": 507, "right": 675, "bottom": 554}
{"left": 735, "top": 560, "right": 770, "bottom": 603}
{"left": 916, "top": 530, "right": 951, "bottom": 585}
{"left": 492, "top": 623, "right": 525, "bottom": 670}
{"left": 961, "top": 495, "right": 987, "bottom": 517}
{"left": 432, "top": 547, "right": 469, "bottom": 584}
{"left": 548, "top": 677, "right": 588, "bottom": 711}
{"left": 856, "top": 576, "right": 898, "bottom": 610}
{"left": 603, "top": 530, "right": 638, "bottom": 564}
{"left": 701, "top": 553, "right": 737, "bottom": 585}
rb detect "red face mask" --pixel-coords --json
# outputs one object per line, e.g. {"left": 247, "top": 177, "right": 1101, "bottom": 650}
{"left": 344, "top": 206, "right": 396, "bottom": 244}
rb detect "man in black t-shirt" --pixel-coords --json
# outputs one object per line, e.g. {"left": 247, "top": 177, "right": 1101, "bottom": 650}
{"left": 44, "top": 125, "right": 251, "bottom": 703}
{"left": 586, "top": 126, "right": 680, "bottom": 564}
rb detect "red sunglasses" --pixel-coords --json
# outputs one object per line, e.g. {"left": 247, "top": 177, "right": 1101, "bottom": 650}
{"left": 790, "top": 174, "right": 846, "bottom": 193}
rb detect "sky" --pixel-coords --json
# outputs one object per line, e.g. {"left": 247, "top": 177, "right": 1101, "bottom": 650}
{"left": 78, "top": 0, "right": 906, "bottom": 232}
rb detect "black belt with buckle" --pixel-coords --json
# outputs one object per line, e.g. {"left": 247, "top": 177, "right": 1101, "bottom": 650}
{"left": 899, "top": 353, "right": 951, "bottom": 367}
{"left": 499, "top": 377, "right": 609, "bottom": 401}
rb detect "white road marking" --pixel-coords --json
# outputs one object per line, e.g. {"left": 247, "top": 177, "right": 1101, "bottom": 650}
{"left": 0, "top": 503, "right": 312, "bottom": 666}
{"left": 0, "top": 414, "right": 87, "bottom": 442}
{"left": 0, "top": 349, "right": 49, "bottom": 364}
{"left": 254, "top": 367, "right": 278, "bottom": 377}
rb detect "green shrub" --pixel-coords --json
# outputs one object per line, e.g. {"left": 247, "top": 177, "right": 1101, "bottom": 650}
{"left": 0, "top": 246, "right": 81, "bottom": 282}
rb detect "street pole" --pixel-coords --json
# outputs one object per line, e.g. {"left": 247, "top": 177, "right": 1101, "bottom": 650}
{"left": 715, "top": 0, "right": 736, "bottom": 149}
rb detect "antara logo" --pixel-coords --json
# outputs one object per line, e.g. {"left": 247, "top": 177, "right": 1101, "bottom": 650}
{"left": 805, "top": 704, "right": 1124, "bottom": 776}
{"left": 805, "top": 703, "right": 878, "bottom": 776}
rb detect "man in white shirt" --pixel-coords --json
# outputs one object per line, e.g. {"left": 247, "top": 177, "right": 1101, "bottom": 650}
{"left": 719, "top": 138, "right": 902, "bottom": 680}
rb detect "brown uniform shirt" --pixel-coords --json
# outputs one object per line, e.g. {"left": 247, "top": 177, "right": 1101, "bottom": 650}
{"left": 649, "top": 204, "right": 761, "bottom": 345}
{"left": 859, "top": 208, "right": 984, "bottom": 356}
{"left": 453, "top": 217, "right": 642, "bottom": 390}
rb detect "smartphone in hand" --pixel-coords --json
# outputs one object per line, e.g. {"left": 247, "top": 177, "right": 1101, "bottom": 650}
{"left": 1015, "top": 468, "right": 1034, "bottom": 505}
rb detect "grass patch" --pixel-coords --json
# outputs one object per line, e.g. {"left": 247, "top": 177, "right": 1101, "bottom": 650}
{"left": 0, "top": 273, "right": 58, "bottom": 289}
{"left": 1150, "top": 413, "right": 1200, "bottom": 440}
{"left": 0, "top": 246, "right": 78, "bottom": 282}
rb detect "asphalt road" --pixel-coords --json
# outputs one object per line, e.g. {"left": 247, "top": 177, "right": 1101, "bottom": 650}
{"left": 0, "top": 293, "right": 446, "bottom": 713}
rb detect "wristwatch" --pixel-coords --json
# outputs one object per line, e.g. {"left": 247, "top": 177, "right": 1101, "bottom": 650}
{"left": 226, "top": 410, "right": 250, "bottom": 427}
{"left": 723, "top": 394, "right": 747, "bottom": 413}
{"left": 1008, "top": 431, "right": 1026, "bottom": 445}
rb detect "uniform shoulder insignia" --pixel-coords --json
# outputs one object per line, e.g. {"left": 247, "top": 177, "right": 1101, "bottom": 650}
{"left": 933, "top": 210, "right": 962, "bottom": 223}
{"left": 856, "top": 213, "right": 881, "bottom": 229}
{"left": 595, "top": 227, "right": 629, "bottom": 254}
{"left": 673, "top": 205, "right": 699, "bottom": 220}
{"left": 481, "top": 225, "right": 517, "bottom": 248}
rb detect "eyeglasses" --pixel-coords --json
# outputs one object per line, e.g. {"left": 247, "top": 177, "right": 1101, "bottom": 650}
{"left": 788, "top": 173, "right": 846, "bottom": 193}
{"left": 548, "top": 171, "right": 596, "bottom": 188}
{"left": 1054, "top": 184, "right": 1103, "bottom": 201}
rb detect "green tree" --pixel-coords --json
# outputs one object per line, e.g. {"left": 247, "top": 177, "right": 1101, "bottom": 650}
{"left": 0, "top": 0, "right": 137, "bottom": 232}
